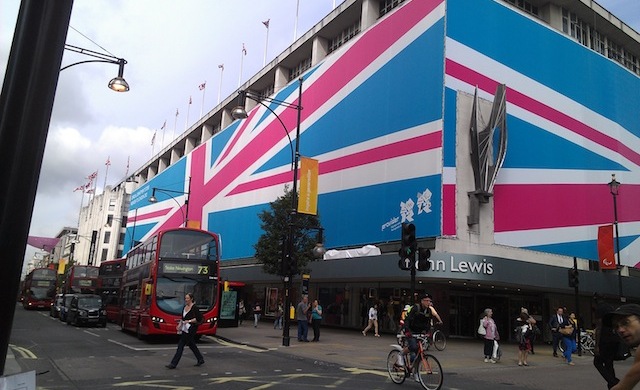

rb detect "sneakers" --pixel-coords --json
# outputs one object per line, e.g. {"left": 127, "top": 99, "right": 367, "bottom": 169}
{"left": 489, "top": 359, "right": 497, "bottom": 364}
{"left": 484, "top": 358, "right": 489, "bottom": 363}
{"left": 414, "top": 373, "right": 420, "bottom": 382}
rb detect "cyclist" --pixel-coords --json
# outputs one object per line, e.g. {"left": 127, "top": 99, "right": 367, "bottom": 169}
{"left": 402, "top": 293, "right": 443, "bottom": 368}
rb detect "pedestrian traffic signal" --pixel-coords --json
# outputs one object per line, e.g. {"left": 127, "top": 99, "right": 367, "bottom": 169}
{"left": 399, "top": 223, "right": 417, "bottom": 261}
{"left": 568, "top": 269, "right": 579, "bottom": 287}
{"left": 417, "top": 248, "right": 431, "bottom": 271}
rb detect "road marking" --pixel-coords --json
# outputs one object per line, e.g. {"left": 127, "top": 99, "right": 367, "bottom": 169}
{"left": 8, "top": 344, "right": 37, "bottom": 359}
{"left": 340, "top": 367, "right": 388, "bottom": 377}
{"left": 112, "top": 379, "right": 192, "bottom": 389}
{"left": 84, "top": 330, "right": 101, "bottom": 337}
{"left": 209, "top": 337, "right": 266, "bottom": 352}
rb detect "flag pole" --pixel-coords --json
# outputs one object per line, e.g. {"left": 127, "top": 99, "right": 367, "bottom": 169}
{"left": 161, "top": 120, "right": 166, "bottom": 149}
{"left": 263, "top": 19, "right": 270, "bottom": 66}
{"left": 173, "top": 109, "right": 179, "bottom": 140}
{"left": 103, "top": 156, "right": 110, "bottom": 194}
{"left": 294, "top": 0, "right": 300, "bottom": 41}
{"left": 217, "top": 64, "right": 224, "bottom": 105}
{"left": 199, "top": 82, "right": 206, "bottom": 117}
{"left": 238, "top": 44, "right": 246, "bottom": 88}
{"left": 185, "top": 97, "right": 191, "bottom": 131}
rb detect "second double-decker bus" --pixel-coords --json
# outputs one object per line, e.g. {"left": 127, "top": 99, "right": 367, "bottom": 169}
{"left": 97, "top": 258, "right": 126, "bottom": 322}
{"left": 120, "top": 227, "right": 220, "bottom": 338}
{"left": 22, "top": 267, "right": 57, "bottom": 309}
{"left": 62, "top": 265, "right": 100, "bottom": 294}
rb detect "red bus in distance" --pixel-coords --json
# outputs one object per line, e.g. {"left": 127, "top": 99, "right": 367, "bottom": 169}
{"left": 22, "top": 268, "right": 57, "bottom": 310}
{"left": 62, "top": 265, "right": 100, "bottom": 295}
{"left": 120, "top": 227, "right": 220, "bottom": 338}
{"left": 97, "top": 258, "right": 126, "bottom": 323}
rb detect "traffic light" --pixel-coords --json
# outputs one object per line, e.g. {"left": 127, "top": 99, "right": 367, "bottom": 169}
{"left": 417, "top": 248, "right": 431, "bottom": 271}
{"left": 568, "top": 269, "right": 579, "bottom": 287}
{"left": 399, "top": 223, "right": 417, "bottom": 261}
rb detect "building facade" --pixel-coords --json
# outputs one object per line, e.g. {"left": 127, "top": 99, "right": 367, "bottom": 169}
{"left": 122, "top": 0, "right": 640, "bottom": 339}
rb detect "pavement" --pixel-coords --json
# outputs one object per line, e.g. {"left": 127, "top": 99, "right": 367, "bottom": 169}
{"left": 214, "top": 321, "right": 579, "bottom": 371}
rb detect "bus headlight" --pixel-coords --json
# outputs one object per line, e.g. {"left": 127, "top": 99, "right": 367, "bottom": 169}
{"left": 151, "top": 316, "right": 165, "bottom": 323}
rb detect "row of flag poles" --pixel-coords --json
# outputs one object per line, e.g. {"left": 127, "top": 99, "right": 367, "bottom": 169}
{"left": 73, "top": 155, "right": 131, "bottom": 202}
{"left": 150, "top": 1, "right": 340, "bottom": 155}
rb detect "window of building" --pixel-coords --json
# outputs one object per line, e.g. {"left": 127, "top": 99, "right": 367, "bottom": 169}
{"left": 108, "top": 198, "right": 116, "bottom": 211}
{"left": 106, "top": 214, "right": 113, "bottom": 227}
{"left": 104, "top": 231, "right": 111, "bottom": 244}
{"left": 590, "top": 30, "right": 606, "bottom": 56}
{"left": 329, "top": 20, "right": 361, "bottom": 53}
{"left": 258, "top": 84, "right": 274, "bottom": 99}
{"left": 379, "top": 0, "right": 406, "bottom": 18}
{"left": 289, "top": 57, "right": 312, "bottom": 80}
{"left": 101, "top": 248, "right": 108, "bottom": 262}
{"left": 505, "top": 0, "right": 538, "bottom": 17}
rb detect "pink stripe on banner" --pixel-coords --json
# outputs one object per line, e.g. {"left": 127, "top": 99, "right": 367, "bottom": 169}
{"left": 493, "top": 183, "right": 640, "bottom": 232}
{"left": 309, "top": 0, "right": 443, "bottom": 110}
{"left": 216, "top": 109, "right": 257, "bottom": 167}
{"left": 442, "top": 184, "right": 456, "bottom": 236}
{"left": 131, "top": 208, "right": 172, "bottom": 222}
{"left": 228, "top": 132, "right": 442, "bottom": 195}
{"left": 445, "top": 59, "right": 640, "bottom": 167}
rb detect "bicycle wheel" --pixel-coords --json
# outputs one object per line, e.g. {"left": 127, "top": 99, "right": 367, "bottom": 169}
{"left": 386, "top": 350, "right": 406, "bottom": 384}
{"left": 582, "top": 335, "right": 595, "bottom": 356}
{"left": 416, "top": 353, "right": 443, "bottom": 390}
{"left": 432, "top": 330, "right": 446, "bottom": 351}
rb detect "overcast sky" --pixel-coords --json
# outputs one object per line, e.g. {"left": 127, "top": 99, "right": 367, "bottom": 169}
{"left": 1, "top": 0, "right": 639, "bottom": 272}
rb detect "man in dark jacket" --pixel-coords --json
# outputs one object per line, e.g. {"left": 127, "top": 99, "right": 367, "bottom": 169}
{"left": 593, "top": 301, "right": 620, "bottom": 389}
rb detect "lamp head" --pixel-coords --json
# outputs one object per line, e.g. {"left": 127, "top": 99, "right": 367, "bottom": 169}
{"left": 312, "top": 243, "right": 326, "bottom": 259}
{"left": 231, "top": 90, "right": 248, "bottom": 119}
{"left": 148, "top": 189, "right": 158, "bottom": 203}
{"left": 608, "top": 174, "right": 621, "bottom": 195}
{"left": 108, "top": 59, "right": 130, "bottom": 92}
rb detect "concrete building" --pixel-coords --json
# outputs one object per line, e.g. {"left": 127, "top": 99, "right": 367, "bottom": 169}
{"left": 120, "top": 0, "right": 639, "bottom": 338}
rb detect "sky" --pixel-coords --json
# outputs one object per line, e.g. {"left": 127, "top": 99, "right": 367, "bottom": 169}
{"left": 1, "top": 0, "right": 639, "bottom": 273}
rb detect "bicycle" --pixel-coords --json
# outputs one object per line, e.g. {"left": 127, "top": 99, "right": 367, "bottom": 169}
{"left": 558, "top": 329, "right": 595, "bottom": 356}
{"left": 387, "top": 333, "right": 443, "bottom": 390}
{"left": 424, "top": 323, "right": 446, "bottom": 351}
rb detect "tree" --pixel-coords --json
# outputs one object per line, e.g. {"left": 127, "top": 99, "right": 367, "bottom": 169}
{"left": 254, "top": 186, "right": 322, "bottom": 277}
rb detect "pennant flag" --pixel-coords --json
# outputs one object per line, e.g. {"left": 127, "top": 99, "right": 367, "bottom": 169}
{"left": 161, "top": 120, "right": 166, "bottom": 130}
{"left": 87, "top": 171, "right": 98, "bottom": 180}
{"left": 198, "top": 82, "right": 206, "bottom": 90}
{"left": 598, "top": 224, "right": 617, "bottom": 270}
{"left": 189, "top": 96, "right": 192, "bottom": 105}
{"left": 105, "top": 156, "right": 111, "bottom": 166}
{"left": 73, "top": 185, "right": 84, "bottom": 192}
{"left": 151, "top": 130, "right": 157, "bottom": 146}
{"left": 242, "top": 43, "right": 247, "bottom": 55}
{"left": 85, "top": 188, "right": 94, "bottom": 194}
{"left": 175, "top": 108, "right": 179, "bottom": 117}
{"left": 262, "top": 19, "right": 270, "bottom": 28}
{"left": 218, "top": 64, "right": 224, "bottom": 70}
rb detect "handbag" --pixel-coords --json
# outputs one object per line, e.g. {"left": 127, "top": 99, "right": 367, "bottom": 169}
{"left": 559, "top": 326, "right": 573, "bottom": 336}
{"left": 477, "top": 319, "right": 486, "bottom": 336}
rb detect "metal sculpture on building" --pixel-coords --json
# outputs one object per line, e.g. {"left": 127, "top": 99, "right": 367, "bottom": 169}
{"left": 468, "top": 84, "right": 507, "bottom": 225}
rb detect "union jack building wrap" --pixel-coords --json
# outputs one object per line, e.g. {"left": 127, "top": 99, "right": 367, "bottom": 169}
{"left": 126, "top": 0, "right": 640, "bottom": 272}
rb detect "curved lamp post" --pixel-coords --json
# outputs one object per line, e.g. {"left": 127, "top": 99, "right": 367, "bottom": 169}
{"left": 232, "top": 78, "right": 324, "bottom": 347}
{"left": 607, "top": 174, "right": 624, "bottom": 302}
{"left": 61, "top": 44, "right": 130, "bottom": 92}
{"left": 148, "top": 177, "right": 192, "bottom": 227}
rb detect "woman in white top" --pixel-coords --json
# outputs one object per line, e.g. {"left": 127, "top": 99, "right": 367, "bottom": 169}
{"left": 362, "top": 303, "right": 380, "bottom": 337}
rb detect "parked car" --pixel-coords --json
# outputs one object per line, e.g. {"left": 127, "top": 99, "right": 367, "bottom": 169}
{"left": 59, "top": 294, "right": 75, "bottom": 323}
{"left": 50, "top": 294, "right": 64, "bottom": 318}
{"left": 66, "top": 294, "right": 107, "bottom": 327}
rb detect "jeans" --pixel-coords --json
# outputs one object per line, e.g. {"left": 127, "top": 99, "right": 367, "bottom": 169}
{"left": 274, "top": 315, "right": 283, "bottom": 329}
{"left": 170, "top": 331, "right": 203, "bottom": 367}
{"left": 563, "top": 336, "right": 576, "bottom": 363}
{"left": 297, "top": 319, "right": 309, "bottom": 341}
{"left": 254, "top": 313, "right": 261, "bottom": 327}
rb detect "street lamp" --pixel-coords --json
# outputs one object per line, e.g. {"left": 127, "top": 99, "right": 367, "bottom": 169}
{"left": 148, "top": 177, "right": 192, "bottom": 227}
{"left": 232, "top": 79, "right": 304, "bottom": 347}
{"left": 61, "top": 44, "right": 130, "bottom": 92}
{"left": 607, "top": 174, "right": 625, "bottom": 302}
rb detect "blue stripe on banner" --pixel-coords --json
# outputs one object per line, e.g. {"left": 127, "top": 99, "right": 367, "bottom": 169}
{"left": 256, "top": 19, "right": 446, "bottom": 173}
{"left": 443, "top": 88, "right": 457, "bottom": 168}
{"left": 210, "top": 121, "right": 239, "bottom": 167}
{"left": 504, "top": 116, "right": 629, "bottom": 171}
{"left": 447, "top": 0, "right": 640, "bottom": 137}
{"left": 525, "top": 234, "right": 640, "bottom": 262}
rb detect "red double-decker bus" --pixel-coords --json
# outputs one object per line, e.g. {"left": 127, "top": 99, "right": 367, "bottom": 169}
{"left": 62, "top": 265, "right": 100, "bottom": 294}
{"left": 22, "top": 268, "right": 57, "bottom": 310}
{"left": 119, "top": 227, "right": 220, "bottom": 338}
{"left": 97, "top": 258, "right": 126, "bottom": 323}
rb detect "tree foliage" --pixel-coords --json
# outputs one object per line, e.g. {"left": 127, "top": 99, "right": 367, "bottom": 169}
{"left": 254, "top": 186, "right": 322, "bottom": 277}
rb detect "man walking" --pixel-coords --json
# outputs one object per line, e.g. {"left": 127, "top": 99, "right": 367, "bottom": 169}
{"left": 548, "top": 306, "right": 565, "bottom": 357}
{"left": 296, "top": 295, "right": 310, "bottom": 342}
{"left": 604, "top": 304, "right": 640, "bottom": 390}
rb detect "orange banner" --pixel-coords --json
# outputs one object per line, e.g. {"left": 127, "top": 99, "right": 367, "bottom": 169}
{"left": 297, "top": 157, "right": 319, "bottom": 215}
{"left": 598, "top": 224, "right": 616, "bottom": 270}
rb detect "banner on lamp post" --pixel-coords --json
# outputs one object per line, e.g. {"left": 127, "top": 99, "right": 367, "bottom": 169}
{"left": 297, "top": 157, "right": 318, "bottom": 215}
{"left": 598, "top": 224, "right": 616, "bottom": 270}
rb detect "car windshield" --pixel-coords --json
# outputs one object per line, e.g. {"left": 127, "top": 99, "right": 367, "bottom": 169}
{"left": 79, "top": 297, "right": 102, "bottom": 307}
